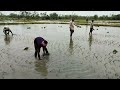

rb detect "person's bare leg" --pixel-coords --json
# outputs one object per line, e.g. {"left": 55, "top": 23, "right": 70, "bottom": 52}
{"left": 35, "top": 51, "right": 37, "bottom": 58}
{"left": 37, "top": 48, "right": 41, "bottom": 60}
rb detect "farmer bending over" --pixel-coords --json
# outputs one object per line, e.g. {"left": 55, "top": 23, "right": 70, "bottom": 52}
{"left": 3, "top": 26, "right": 13, "bottom": 36}
{"left": 34, "top": 37, "right": 49, "bottom": 60}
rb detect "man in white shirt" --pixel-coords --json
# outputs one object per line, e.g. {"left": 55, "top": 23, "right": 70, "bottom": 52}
{"left": 89, "top": 20, "right": 94, "bottom": 35}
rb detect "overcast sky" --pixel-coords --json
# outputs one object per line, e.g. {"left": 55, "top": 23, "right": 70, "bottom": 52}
{"left": 0, "top": 11, "right": 120, "bottom": 16}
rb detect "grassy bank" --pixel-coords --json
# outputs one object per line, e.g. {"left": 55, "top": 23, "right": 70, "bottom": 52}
{"left": 0, "top": 20, "right": 120, "bottom": 27}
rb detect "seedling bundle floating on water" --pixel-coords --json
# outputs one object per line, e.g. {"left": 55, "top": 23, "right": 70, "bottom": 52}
{"left": 113, "top": 49, "right": 118, "bottom": 54}
{"left": 24, "top": 47, "right": 29, "bottom": 50}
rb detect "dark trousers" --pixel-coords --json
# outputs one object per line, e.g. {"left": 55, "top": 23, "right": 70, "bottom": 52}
{"left": 70, "top": 29, "right": 74, "bottom": 37}
{"left": 89, "top": 28, "right": 93, "bottom": 35}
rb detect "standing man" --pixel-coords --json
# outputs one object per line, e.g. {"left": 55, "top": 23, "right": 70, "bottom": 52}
{"left": 89, "top": 20, "right": 94, "bottom": 35}
{"left": 34, "top": 37, "right": 49, "bottom": 60}
{"left": 69, "top": 18, "right": 78, "bottom": 37}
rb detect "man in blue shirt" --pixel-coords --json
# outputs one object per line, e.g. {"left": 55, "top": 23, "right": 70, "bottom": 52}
{"left": 34, "top": 37, "right": 49, "bottom": 60}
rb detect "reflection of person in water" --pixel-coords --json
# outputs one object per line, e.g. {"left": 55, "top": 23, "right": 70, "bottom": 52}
{"left": 86, "top": 18, "right": 88, "bottom": 24}
{"left": 86, "top": 24, "right": 88, "bottom": 31}
{"left": 88, "top": 34, "right": 93, "bottom": 51}
{"left": 4, "top": 35, "right": 13, "bottom": 45}
{"left": 69, "top": 37, "right": 74, "bottom": 55}
{"left": 35, "top": 60, "right": 48, "bottom": 77}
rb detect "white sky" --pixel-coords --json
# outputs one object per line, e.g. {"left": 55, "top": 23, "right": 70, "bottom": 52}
{"left": 0, "top": 11, "right": 120, "bottom": 16}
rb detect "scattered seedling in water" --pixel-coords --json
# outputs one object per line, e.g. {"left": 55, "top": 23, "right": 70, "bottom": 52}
{"left": 77, "top": 26, "right": 81, "bottom": 28}
{"left": 58, "top": 26, "right": 62, "bottom": 27}
{"left": 24, "top": 47, "right": 29, "bottom": 50}
{"left": 113, "top": 49, "right": 118, "bottom": 54}
{"left": 27, "top": 27, "right": 31, "bottom": 29}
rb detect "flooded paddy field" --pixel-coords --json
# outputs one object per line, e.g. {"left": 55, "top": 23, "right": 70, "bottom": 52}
{"left": 0, "top": 24, "right": 120, "bottom": 79}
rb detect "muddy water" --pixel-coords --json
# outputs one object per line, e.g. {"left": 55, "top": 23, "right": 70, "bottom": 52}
{"left": 0, "top": 24, "right": 120, "bottom": 79}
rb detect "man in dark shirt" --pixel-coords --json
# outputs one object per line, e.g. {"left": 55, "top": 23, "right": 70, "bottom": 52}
{"left": 34, "top": 37, "right": 49, "bottom": 60}
{"left": 3, "top": 26, "right": 13, "bottom": 36}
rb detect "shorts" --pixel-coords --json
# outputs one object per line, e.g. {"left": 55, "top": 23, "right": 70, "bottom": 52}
{"left": 90, "top": 28, "right": 93, "bottom": 32}
{"left": 70, "top": 29, "right": 74, "bottom": 33}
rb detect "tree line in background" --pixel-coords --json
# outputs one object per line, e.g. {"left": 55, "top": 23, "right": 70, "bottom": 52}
{"left": 0, "top": 11, "right": 120, "bottom": 20}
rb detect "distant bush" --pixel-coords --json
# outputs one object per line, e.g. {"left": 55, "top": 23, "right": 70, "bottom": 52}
{"left": 0, "top": 11, "right": 120, "bottom": 20}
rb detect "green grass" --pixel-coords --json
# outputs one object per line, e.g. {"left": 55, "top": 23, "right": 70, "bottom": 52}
{"left": 0, "top": 19, "right": 120, "bottom": 27}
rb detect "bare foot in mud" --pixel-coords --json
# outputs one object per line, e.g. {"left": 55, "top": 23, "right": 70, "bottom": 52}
{"left": 38, "top": 58, "right": 42, "bottom": 60}
{"left": 42, "top": 53, "right": 50, "bottom": 56}
{"left": 46, "top": 53, "right": 50, "bottom": 55}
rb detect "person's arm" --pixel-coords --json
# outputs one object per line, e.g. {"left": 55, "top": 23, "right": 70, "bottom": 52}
{"left": 43, "top": 47, "right": 45, "bottom": 55}
{"left": 9, "top": 29, "right": 13, "bottom": 35}
{"left": 74, "top": 22, "right": 81, "bottom": 28}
